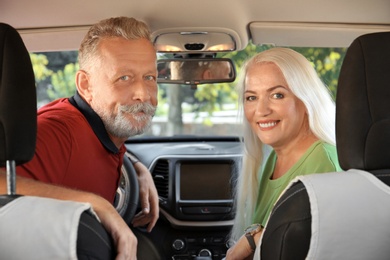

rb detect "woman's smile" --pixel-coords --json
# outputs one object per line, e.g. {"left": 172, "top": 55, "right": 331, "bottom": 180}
{"left": 257, "top": 120, "right": 279, "bottom": 130}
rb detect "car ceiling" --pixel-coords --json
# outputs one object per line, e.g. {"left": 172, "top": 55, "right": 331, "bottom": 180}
{"left": 1, "top": 0, "right": 390, "bottom": 52}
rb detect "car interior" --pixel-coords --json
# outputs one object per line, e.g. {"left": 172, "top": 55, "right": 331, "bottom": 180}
{"left": 1, "top": 0, "right": 390, "bottom": 259}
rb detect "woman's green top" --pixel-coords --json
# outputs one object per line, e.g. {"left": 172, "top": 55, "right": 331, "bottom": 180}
{"left": 253, "top": 140, "right": 341, "bottom": 226}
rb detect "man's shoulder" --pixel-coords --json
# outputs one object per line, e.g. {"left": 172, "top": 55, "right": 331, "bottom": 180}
{"left": 37, "top": 98, "right": 88, "bottom": 131}
{"left": 38, "top": 98, "right": 83, "bottom": 120}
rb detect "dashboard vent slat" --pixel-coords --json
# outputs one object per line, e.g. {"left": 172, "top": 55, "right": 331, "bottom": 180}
{"left": 152, "top": 159, "right": 169, "bottom": 199}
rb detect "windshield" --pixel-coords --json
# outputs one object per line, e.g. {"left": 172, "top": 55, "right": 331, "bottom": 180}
{"left": 32, "top": 43, "right": 346, "bottom": 138}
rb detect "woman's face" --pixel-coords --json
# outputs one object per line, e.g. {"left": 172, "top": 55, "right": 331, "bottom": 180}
{"left": 244, "top": 62, "right": 309, "bottom": 150}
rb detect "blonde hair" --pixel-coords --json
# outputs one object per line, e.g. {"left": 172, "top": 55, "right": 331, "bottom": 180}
{"left": 78, "top": 16, "right": 152, "bottom": 72}
{"left": 230, "top": 47, "right": 336, "bottom": 241}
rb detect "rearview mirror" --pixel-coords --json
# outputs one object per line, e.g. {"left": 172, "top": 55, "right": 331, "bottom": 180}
{"left": 157, "top": 58, "right": 236, "bottom": 85}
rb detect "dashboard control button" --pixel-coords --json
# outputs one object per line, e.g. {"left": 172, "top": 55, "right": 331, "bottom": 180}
{"left": 172, "top": 239, "right": 185, "bottom": 251}
{"left": 198, "top": 248, "right": 212, "bottom": 257}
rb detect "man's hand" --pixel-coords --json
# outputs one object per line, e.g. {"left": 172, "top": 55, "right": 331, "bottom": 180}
{"left": 90, "top": 195, "right": 138, "bottom": 260}
{"left": 131, "top": 161, "right": 159, "bottom": 232}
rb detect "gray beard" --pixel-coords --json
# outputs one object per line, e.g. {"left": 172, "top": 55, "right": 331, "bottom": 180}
{"left": 96, "top": 102, "right": 156, "bottom": 139}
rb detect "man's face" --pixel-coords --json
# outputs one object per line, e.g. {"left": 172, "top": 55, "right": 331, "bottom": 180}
{"left": 87, "top": 37, "right": 158, "bottom": 141}
{"left": 212, "top": 61, "right": 231, "bottom": 79}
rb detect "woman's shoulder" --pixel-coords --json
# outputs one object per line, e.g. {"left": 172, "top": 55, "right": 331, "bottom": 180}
{"left": 311, "top": 140, "right": 337, "bottom": 156}
{"left": 304, "top": 140, "right": 341, "bottom": 171}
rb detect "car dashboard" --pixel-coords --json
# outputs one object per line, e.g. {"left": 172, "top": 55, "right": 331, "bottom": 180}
{"left": 125, "top": 136, "right": 242, "bottom": 260}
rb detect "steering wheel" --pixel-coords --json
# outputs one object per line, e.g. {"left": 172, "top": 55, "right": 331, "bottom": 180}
{"left": 114, "top": 153, "right": 139, "bottom": 225}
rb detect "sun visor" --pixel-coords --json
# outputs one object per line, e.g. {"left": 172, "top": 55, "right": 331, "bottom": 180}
{"left": 17, "top": 26, "right": 89, "bottom": 52}
{"left": 250, "top": 22, "right": 390, "bottom": 47}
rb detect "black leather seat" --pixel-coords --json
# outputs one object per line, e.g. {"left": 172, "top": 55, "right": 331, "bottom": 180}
{"left": 0, "top": 22, "right": 115, "bottom": 259}
{"left": 259, "top": 31, "right": 390, "bottom": 260}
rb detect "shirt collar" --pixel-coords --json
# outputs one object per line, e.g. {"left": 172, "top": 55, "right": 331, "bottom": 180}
{"left": 68, "top": 92, "right": 120, "bottom": 154}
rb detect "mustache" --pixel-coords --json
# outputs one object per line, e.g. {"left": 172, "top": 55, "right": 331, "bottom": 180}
{"left": 119, "top": 102, "right": 156, "bottom": 117}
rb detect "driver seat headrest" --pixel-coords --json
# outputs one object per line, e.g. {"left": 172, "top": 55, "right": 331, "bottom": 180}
{"left": 0, "top": 22, "right": 37, "bottom": 167}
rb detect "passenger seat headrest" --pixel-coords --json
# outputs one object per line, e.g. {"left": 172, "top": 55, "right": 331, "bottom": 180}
{"left": 336, "top": 31, "right": 390, "bottom": 171}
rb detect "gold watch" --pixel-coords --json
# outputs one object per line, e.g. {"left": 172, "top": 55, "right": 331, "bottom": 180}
{"left": 244, "top": 223, "right": 263, "bottom": 252}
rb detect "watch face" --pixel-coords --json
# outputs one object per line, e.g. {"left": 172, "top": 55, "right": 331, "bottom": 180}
{"left": 245, "top": 224, "right": 262, "bottom": 234}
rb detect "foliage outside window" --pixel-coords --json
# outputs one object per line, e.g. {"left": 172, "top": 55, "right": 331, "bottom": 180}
{"left": 30, "top": 43, "right": 346, "bottom": 137}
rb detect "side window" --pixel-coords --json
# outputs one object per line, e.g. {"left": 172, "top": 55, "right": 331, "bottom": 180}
{"left": 31, "top": 51, "right": 78, "bottom": 108}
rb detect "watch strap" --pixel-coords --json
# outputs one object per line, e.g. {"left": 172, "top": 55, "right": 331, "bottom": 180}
{"left": 244, "top": 223, "right": 263, "bottom": 252}
{"left": 245, "top": 232, "right": 257, "bottom": 251}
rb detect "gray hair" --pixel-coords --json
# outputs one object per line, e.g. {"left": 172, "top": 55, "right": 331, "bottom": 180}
{"left": 78, "top": 16, "right": 152, "bottom": 71}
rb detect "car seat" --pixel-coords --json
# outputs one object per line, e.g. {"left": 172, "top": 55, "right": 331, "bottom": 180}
{"left": 0, "top": 22, "right": 115, "bottom": 259}
{"left": 256, "top": 31, "right": 390, "bottom": 260}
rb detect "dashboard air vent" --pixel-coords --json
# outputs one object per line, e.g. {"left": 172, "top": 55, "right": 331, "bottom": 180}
{"left": 152, "top": 159, "right": 169, "bottom": 199}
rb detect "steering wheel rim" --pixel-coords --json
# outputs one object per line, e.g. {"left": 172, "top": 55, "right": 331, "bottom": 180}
{"left": 115, "top": 153, "right": 139, "bottom": 224}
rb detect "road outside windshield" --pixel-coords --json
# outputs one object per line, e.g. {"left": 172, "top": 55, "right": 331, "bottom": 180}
{"left": 32, "top": 44, "right": 346, "bottom": 138}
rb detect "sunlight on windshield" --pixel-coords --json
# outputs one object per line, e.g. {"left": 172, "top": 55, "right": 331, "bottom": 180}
{"left": 31, "top": 44, "right": 346, "bottom": 138}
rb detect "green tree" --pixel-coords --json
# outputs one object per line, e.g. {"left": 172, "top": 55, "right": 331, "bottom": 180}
{"left": 30, "top": 53, "right": 52, "bottom": 81}
{"left": 31, "top": 46, "right": 346, "bottom": 135}
{"left": 197, "top": 44, "right": 346, "bottom": 112}
{"left": 31, "top": 52, "right": 78, "bottom": 106}
{"left": 47, "top": 63, "right": 78, "bottom": 100}
{"left": 176, "top": 44, "right": 346, "bottom": 133}
{"left": 292, "top": 47, "right": 346, "bottom": 99}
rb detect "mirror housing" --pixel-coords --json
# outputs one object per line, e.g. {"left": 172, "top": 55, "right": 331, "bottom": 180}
{"left": 157, "top": 58, "right": 236, "bottom": 85}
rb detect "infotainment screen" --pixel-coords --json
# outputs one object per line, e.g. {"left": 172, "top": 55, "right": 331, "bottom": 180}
{"left": 179, "top": 162, "right": 232, "bottom": 200}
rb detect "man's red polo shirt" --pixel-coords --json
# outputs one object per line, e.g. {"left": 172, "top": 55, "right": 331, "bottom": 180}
{"left": 17, "top": 93, "right": 126, "bottom": 203}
